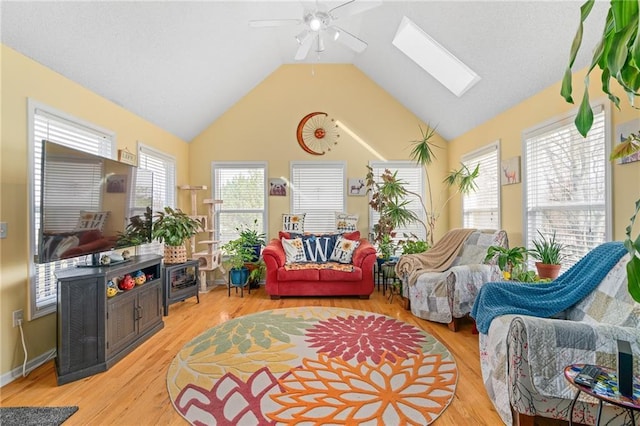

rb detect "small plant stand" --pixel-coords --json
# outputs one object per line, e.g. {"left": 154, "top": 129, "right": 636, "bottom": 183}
{"left": 179, "top": 185, "right": 225, "bottom": 292}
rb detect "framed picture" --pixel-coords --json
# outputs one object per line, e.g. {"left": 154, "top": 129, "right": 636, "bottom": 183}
{"left": 501, "top": 156, "right": 521, "bottom": 185}
{"left": 269, "top": 178, "right": 287, "bottom": 196}
{"left": 106, "top": 174, "right": 127, "bottom": 193}
{"left": 348, "top": 178, "right": 366, "bottom": 196}
{"left": 615, "top": 118, "right": 640, "bottom": 164}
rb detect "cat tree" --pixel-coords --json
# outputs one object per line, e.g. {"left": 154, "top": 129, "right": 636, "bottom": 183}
{"left": 179, "top": 185, "right": 224, "bottom": 292}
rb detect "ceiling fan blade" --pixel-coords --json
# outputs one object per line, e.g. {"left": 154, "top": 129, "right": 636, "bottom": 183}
{"left": 329, "top": 0, "right": 382, "bottom": 20}
{"left": 249, "top": 19, "right": 302, "bottom": 28}
{"left": 332, "top": 26, "right": 368, "bottom": 53}
{"left": 295, "top": 33, "right": 315, "bottom": 60}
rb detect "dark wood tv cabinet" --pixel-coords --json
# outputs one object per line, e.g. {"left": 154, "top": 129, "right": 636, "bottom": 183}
{"left": 55, "top": 254, "right": 163, "bottom": 385}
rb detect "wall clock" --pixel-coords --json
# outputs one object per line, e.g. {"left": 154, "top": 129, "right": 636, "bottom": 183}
{"left": 296, "top": 112, "right": 340, "bottom": 155}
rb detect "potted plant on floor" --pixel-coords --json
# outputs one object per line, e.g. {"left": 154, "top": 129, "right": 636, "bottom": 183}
{"left": 151, "top": 206, "right": 203, "bottom": 264}
{"left": 529, "top": 231, "right": 567, "bottom": 280}
{"left": 236, "top": 219, "right": 266, "bottom": 262}
{"left": 222, "top": 238, "right": 254, "bottom": 286}
{"left": 247, "top": 259, "right": 266, "bottom": 289}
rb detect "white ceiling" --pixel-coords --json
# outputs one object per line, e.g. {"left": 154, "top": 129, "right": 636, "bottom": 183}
{"left": 1, "top": 1, "right": 609, "bottom": 142}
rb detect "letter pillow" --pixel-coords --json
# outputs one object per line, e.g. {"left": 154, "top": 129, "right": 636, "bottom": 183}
{"left": 330, "top": 236, "right": 361, "bottom": 264}
{"left": 294, "top": 234, "right": 338, "bottom": 263}
{"left": 282, "top": 213, "right": 305, "bottom": 233}
{"left": 281, "top": 237, "right": 307, "bottom": 263}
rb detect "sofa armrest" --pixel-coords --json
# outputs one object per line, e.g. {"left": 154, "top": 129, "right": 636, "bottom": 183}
{"left": 262, "top": 238, "right": 286, "bottom": 269}
{"left": 351, "top": 239, "right": 376, "bottom": 267}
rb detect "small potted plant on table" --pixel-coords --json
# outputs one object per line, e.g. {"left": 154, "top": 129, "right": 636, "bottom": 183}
{"left": 485, "top": 245, "right": 529, "bottom": 280}
{"left": 237, "top": 219, "right": 266, "bottom": 262}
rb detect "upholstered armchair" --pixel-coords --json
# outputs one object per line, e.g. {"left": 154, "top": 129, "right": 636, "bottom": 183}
{"left": 399, "top": 229, "right": 508, "bottom": 331}
{"left": 479, "top": 252, "right": 640, "bottom": 425}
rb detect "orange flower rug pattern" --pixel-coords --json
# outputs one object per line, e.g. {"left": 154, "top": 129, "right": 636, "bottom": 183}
{"left": 167, "top": 307, "right": 457, "bottom": 425}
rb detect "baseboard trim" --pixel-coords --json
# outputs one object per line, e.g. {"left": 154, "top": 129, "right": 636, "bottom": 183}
{"left": 0, "top": 348, "right": 56, "bottom": 388}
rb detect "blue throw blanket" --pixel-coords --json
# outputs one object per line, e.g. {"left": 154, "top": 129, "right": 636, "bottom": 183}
{"left": 471, "top": 241, "right": 627, "bottom": 334}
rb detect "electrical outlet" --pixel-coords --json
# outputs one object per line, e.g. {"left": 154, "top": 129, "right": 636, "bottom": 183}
{"left": 13, "top": 309, "right": 23, "bottom": 327}
{"left": 0, "top": 222, "right": 7, "bottom": 239}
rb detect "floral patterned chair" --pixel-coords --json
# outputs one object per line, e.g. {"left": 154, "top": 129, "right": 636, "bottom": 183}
{"left": 400, "top": 229, "right": 508, "bottom": 331}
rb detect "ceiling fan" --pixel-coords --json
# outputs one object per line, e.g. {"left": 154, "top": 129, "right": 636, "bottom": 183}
{"left": 249, "top": 0, "right": 381, "bottom": 61}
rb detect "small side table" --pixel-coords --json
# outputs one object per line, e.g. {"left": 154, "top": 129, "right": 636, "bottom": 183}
{"left": 564, "top": 364, "right": 640, "bottom": 426}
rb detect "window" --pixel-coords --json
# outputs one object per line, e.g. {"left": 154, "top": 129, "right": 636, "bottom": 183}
{"left": 523, "top": 104, "right": 610, "bottom": 270}
{"left": 212, "top": 162, "right": 267, "bottom": 245}
{"left": 461, "top": 141, "right": 500, "bottom": 229}
{"left": 290, "top": 162, "right": 345, "bottom": 233}
{"left": 368, "top": 161, "right": 426, "bottom": 242}
{"left": 137, "top": 144, "right": 176, "bottom": 255}
{"left": 137, "top": 144, "right": 176, "bottom": 211}
{"left": 28, "top": 99, "right": 115, "bottom": 319}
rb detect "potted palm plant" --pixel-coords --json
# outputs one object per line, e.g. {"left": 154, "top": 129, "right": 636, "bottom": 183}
{"left": 529, "top": 231, "right": 567, "bottom": 280}
{"left": 151, "top": 206, "right": 203, "bottom": 264}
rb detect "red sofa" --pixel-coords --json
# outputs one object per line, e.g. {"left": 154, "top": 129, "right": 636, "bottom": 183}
{"left": 262, "top": 237, "right": 376, "bottom": 299}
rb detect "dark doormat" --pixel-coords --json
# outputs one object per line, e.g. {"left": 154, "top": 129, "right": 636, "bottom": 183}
{"left": 0, "top": 406, "right": 78, "bottom": 425}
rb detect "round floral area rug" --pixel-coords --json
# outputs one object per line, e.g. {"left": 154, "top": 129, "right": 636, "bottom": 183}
{"left": 167, "top": 307, "right": 458, "bottom": 425}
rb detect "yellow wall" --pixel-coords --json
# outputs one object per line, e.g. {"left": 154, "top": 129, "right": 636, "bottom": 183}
{"left": 0, "top": 45, "right": 189, "bottom": 377}
{"left": 189, "top": 64, "right": 449, "bottom": 241}
{"left": 447, "top": 66, "right": 640, "bottom": 246}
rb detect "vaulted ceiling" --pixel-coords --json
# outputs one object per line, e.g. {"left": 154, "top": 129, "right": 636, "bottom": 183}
{"left": 1, "top": 1, "right": 608, "bottom": 142}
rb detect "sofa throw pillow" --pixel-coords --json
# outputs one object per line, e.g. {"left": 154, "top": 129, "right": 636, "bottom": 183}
{"left": 75, "top": 211, "right": 109, "bottom": 231}
{"left": 281, "top": 237, "right": 307, "bottom": 263}
{"left": 291, "top": 233, "right": 338, "bottom": 263}
{"left": 335, "top": 212, "right": 359, "bottom": 233}
{"left": 330, "top": 236, "right": 361, "bottom": 264}
{"left": 282, "top": 213, "right": 305, "bottom": 233}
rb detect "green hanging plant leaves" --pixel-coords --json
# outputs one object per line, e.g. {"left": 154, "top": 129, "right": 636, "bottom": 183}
{"left": 563, "top": 0, "right": 639, "bottom": 137}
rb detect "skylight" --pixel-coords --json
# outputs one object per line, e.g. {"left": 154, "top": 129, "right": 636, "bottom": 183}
{"left": 392, "top": 16, "right": 480, "bottom": 97}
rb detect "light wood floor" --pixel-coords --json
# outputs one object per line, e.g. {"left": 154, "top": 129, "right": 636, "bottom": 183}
{"left": 1, "top": 284, "right": 504, "bottom": 425}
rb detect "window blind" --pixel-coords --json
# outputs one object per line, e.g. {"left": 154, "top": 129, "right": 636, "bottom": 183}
{"left": 291, "top": 162, "right": 345, "bottom": 234}
{"left": 30, "top": 101, "right": 115, "bottom": 318}
{"left": 138, "top": 144, "right": 175, "bottom": 212}
{"left": 369, "top": 161, "right": 426, "bottom": 244}
{"left": 213, "top": 162, "right": 266, "bottom": 244}
{"left": 523, "top": 106, "right": 609, "bottom": 270}
{"left": 461, "top": 142, "right": 500, "bottom": 230}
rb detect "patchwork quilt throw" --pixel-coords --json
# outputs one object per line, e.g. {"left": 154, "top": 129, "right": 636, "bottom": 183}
{"left": 471, "top": 241, "right": 628, "bottom": 334}
{"left": 396, "top": 228, "right": 476, "bottom": 286}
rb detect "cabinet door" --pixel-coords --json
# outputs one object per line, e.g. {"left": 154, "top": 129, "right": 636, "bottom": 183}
{"left": 57, "top": 277, "right": 105, "bottom": 375}
{"left": 106, "top": 290, "right": 138, "bottom": 357}
{"left": 137, "top": 281, "right": 163, "bottom": 336}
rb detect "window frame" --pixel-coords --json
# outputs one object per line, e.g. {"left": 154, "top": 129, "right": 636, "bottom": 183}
{"left": 27, "top": 98, "right": 116, "bottom": 320}
{"left": 521, "top": 102, "right": 612, "bottom": 270}
{"left": 211, "top": 161, "right": 268, "bottom": 245}
{"left": 290, "top": 161, "right": 346, "bottom": 234}
{"left": 460, "top": 140, "right": 501, "bottom": 230}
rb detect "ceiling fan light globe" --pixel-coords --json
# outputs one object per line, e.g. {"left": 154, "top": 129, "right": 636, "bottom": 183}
{"left": 309, "top": 17, "right": 321, "bottom": 31}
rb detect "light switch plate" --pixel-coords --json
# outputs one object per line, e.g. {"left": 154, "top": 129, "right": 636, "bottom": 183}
{"left": 0, "top": 222, "right": 7, "bottom": 239}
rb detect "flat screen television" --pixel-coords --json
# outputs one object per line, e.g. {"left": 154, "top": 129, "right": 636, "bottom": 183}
{"left": 37, "top": 140, "right": 153, "bottom": 265}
